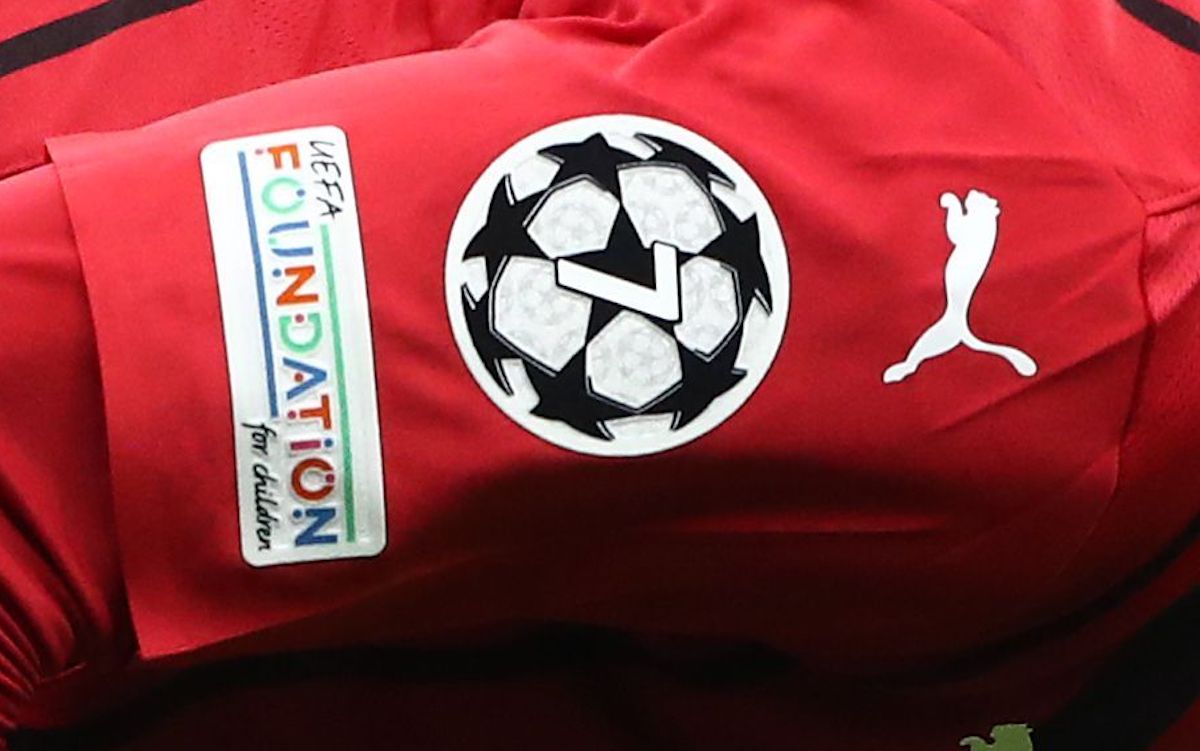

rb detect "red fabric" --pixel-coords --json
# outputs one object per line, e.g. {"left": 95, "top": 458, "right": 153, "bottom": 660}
{"left": 15, "top": 541, "right": 1200, "bottom": 750}
{"left": 46, "top": 0, "right": 1152, "bottom": 667}
{"left": 936, "top": 0, "right": 1200, "bottom": 203}
{"left": 0, "top": 165, "right": 128, "bottom": 745}
{"left": 0, "top": 0, "right": 1195, "bottom": 748}
{"left": 0, "top": 0, "right": 524, "bottom": 180}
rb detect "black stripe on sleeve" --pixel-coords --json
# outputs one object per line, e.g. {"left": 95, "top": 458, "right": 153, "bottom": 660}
{"left": 1119, "top": 0, "right": 1200, "bottom": 53}
{"left": 0, "top": 0, "right": 203, "bottom": 78}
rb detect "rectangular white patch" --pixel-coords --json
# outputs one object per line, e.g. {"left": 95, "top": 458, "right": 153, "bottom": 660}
{"left": 200, "top": 126, "right": 386, "bottom": 567}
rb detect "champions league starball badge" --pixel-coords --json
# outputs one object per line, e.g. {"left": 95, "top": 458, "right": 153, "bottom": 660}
{"left": 445, "top": 115, "right": 790, "bottom": 457}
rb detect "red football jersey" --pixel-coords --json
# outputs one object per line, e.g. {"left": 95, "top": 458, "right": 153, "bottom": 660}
{"left": 0, "top": 1, "right": 1196, "bottom": 749}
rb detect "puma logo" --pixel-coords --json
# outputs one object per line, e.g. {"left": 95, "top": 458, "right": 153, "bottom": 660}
{"left": 959, "top": 723, "right": 1035, "bottom": 751}
{"left": 883, "top": 189, "right": 1037, "bottom": 384}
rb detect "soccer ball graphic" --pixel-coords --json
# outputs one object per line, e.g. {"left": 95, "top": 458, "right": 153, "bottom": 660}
{"left": 446, "top": 115, "right": 789, "bottom": 456}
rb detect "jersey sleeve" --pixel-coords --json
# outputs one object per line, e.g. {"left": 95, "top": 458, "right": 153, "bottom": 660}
{"left": 0, "top": 163, "right": 130, "bottom": 744}
{"left": 35, "top": 0, "right": 1158, "bottom": 660}
{"left": 0, "top": 0, "right": 523, "bottom": 179}
{"left": 42, "top": 6, "right": 728, "bottom": 660}
{"left": 3, "top": 0, "right": 1196, "bottom": 746}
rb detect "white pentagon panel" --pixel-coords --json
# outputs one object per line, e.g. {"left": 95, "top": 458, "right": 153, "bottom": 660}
{"left": 734, "top": 298, "right": 772, "bottom": 374}
{"left": 618, "top": 164, "right": 723, "bottom": 254}
{"left": 497, "top": 358, "right": 536, "bottom": 408}
{"left": 526, "top": 177, "right": 620, "bottom": 259}
{"left": 710, "top": 180, "right": 755, "bottom": 222}
{"left": 674, "top": 256, "right": 741, "bottom": 359}
{"left": 508, "top": 154, "right": 561, "bottom": 201}
{"left": 461, "top": 257, "right": 489, "bottom": 302}
{"left": 602, "top": 413, "right": 676, "bottom": 439}
{"left": 491, "top": 257, "right": 592, "bottom": 372}
{"left": 601, "top": 132, "right": 658, "bottom": 159}
{"left": 586, "top": 311, "right": 683, "bottom": 411}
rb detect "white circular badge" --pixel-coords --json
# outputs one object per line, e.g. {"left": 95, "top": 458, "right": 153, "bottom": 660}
{"left": 445, "top": 115, "right": 789, "bottom": 457}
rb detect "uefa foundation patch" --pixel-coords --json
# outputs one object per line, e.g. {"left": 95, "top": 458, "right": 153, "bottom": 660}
{"left": 446, "top": 115, "right": 790, "bottom": 457}
{"left": 201, "top": 126, "right": 386, "bottom": 567}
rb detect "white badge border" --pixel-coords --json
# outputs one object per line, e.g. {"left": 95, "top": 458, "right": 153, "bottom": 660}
{"left": 445, "top": 114, "right": 791, "bottom": 458}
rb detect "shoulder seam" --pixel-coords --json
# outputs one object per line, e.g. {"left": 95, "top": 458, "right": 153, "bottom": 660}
{"left": 919, "top": 0, "right": 1150, "bottom": 212}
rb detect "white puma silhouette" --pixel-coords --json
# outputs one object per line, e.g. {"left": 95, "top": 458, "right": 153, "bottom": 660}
{"left": 883, "top": 189, "right": 1037, "bottom": 385}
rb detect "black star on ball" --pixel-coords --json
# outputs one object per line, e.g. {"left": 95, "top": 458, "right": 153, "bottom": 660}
{"left": 540, "top": 134, "right": 639, "bottom": 198}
